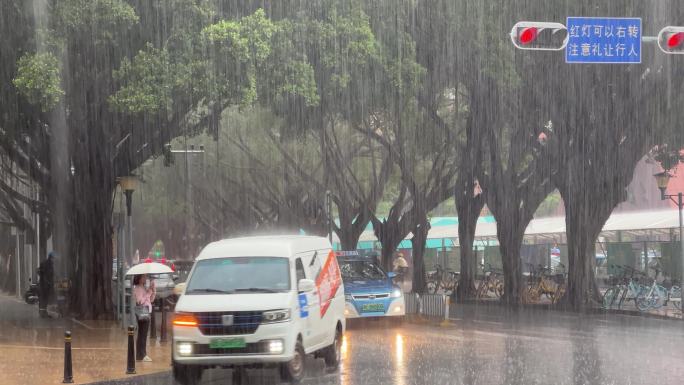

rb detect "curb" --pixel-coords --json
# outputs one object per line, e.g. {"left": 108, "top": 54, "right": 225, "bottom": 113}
{"left": 451, "top": 299, "right": 683, "bottom": 322}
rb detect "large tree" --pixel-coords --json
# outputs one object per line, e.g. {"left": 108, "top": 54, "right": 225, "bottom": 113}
{"left": 513, "top": 0, "right": 684, "bottom": 309}
{"left": 7, "top": 1, "right": 323, "bottom": 317}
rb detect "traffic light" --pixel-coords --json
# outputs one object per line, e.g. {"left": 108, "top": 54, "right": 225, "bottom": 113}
{"left": 163, "top": 144, "right": 174, "bottom": 167}
{"left": 510, "top": 22, "right": 568, "bottom": 51}
{"left": 658, "top": 26, "right": 684, "bottom": 54}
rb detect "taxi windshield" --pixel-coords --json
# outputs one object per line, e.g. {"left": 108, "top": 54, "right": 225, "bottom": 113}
{"left": 339, "top": 260, "right": 386, "bottom": 281}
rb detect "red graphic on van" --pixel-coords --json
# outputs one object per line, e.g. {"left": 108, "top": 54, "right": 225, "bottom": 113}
{"left": 316, "top": 250, "right": 342, "bottom": 317}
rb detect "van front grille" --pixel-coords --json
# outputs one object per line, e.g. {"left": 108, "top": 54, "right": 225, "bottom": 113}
{"left": 352, "top": 293, "right": 390, "bottom": 300}
{"left": 193, "top": 342, "right": 267, "bottom": 355}
{"left": 194, "top": 311, "right": 263, "bottom": 336}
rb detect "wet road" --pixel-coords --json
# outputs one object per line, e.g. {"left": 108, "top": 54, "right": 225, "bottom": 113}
{"left": 90, "top": 306, "right": 684, "bottom": 385}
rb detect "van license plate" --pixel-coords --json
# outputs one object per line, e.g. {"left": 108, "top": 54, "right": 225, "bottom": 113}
{"left": 210, "top": 338, "right": 246, "bottom": 349}
{"left": 361, "top": 303, "right": 384, "bottom": 312}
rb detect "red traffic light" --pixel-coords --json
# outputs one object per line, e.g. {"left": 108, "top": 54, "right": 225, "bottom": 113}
{"left": 658, "top": 26, "right": 684, "bottom": 54}
{"left": 667, "top": 32, "right": 684, "bottom": 49}
{"left": 519, "top": 27, "right": 538, "bottom": 45}
{"left": 510, "top": 22, "right": 568, "bottom": 51}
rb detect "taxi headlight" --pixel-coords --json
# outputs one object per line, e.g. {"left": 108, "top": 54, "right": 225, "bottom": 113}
{"left": 391, "top": 287, "right": 403, "bottom": 298}
{"left": 263, "top": 309, "right": 291, "bottom": 323}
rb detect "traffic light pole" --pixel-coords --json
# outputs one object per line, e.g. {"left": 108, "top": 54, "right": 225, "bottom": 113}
{"left": 660, "top": 191, "right": 684, "bottom": 289}
{"left": 679, "top": 193, "right": 683, "bottom": 290}
{"left": 168, "top": 146, "right": 205, "bottom": 259}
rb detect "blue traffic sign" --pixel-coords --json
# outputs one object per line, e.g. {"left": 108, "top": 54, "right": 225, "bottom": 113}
{"left": 566, "top": 17, "right": 641, "bottom": 64}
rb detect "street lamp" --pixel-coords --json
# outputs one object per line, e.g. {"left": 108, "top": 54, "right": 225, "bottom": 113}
{"left": 117, "top": 175, "right": 138, "bottom": 326}
{"left": 653, "top": 171, "right": 684, "bottom": 289}
{"left": 117, "top": 175, "right": 138, "bottom": 217}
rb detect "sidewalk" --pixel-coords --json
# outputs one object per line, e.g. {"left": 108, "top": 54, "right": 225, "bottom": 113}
{"left": 0, "top": 294, "right": 171, "bottom": 385}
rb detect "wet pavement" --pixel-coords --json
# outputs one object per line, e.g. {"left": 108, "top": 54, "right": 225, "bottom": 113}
{"left": 0, "top": 294, "right": 171, "bottom": 384}
{"left": 85, "top": 305, "right": 684, "bottom": 385}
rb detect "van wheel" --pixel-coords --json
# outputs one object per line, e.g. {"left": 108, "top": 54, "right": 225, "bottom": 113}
{"left": 323, "top": 328, "right": 342, "bottom": 372}
{"left": 172, "top": 363, "right": 202, "bottom": 385}
{"left": 280, "top": 340, "right": 305, "bottom": 383}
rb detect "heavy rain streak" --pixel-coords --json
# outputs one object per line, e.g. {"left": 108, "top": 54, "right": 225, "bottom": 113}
{"left": 1, "top": 1, "right": 684, "bottom": 385}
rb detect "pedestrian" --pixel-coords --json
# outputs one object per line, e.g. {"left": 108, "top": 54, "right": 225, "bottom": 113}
{"left": 133, "top": 274, "right": 155, "bottom": 362}
{"left": 393, "top": 252, "right": 409, "bottom": 290}
{"left": 393, "top": 252, "right": 409, "bottom": 276}
{"left": 37, "top": 251, "right": 56, "bottom": 318}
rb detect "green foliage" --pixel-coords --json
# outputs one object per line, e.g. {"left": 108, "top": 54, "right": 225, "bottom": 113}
{"left": 109, "top": 44, "right": 177, "bottom": 113}
{"left": 274, "top": 60, "right": 320, "bottom": 107}
{"left": 12, "top": 52, "right": 64, "bottom": 111}
{"left": 53, "top": 0, "right": 139, "bottom": 42}
{"left": 535, "top": 190, "right": 562, "bottom": 217}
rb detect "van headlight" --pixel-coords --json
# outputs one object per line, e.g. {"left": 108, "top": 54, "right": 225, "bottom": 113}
{"left": 391, "top": 287, "right": 403, "bottom": 298}
{"left": 177, "top": 342, "right": 193, "bottom": 356}
{"left": 262, "top": 309, "right": 291, "bottom": 323}
{"left": 265, "top": 339, "right": 284, "bottom": 354}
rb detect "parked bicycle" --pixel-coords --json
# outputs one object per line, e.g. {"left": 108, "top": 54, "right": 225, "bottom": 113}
{"left": 525, "top": 263, "right": 565, "bottom": 304}
{"left": 476, "top": 263, "right": 503, "bottom": 299}
{"left": 667, "top": 285, "right": 682, "bottom": 310}
{"left": 426, "top": 264, "right": 459, "bottom": 295}
{"left": 636, "top": 266, "right": 669, "bottom": 312}
{"left": 602, "top": 265, "right": 646, "bottom": 310}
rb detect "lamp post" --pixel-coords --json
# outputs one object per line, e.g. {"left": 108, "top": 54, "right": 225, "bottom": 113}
{"left": 117, "top": 175, "right": 138, "bottom": 326}
{"left": 325, "top": 190, "right": 333, "bottom": 245}
{"left": 654, "top": 171, "right": 684, "bottom": 288}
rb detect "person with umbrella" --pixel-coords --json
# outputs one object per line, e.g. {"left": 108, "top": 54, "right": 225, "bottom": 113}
{"left": 127, "top": 261, "right": 170, "bottom": 362}
{"left": 133, "top": 274, "right": 155, "bottom": 362}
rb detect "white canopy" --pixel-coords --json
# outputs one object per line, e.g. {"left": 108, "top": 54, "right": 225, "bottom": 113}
{"left": 343, "top": 209, "right": 681, "bottom": 245}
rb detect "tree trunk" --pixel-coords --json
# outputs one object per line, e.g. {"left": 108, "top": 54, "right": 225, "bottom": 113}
{"left": 410, "top": 219, "right": 430, "bottom": 294}
{"left": 455, "top": 194, "right": 484, "bottom": 301}
{"left": 335, "top": 207, "right": 369, "bottom": 251}
{"left": 373, "top": 217, "right": 409, "bottom": 272}
{"left": 560, "top": 186, "right": 615, "bottom": 310}
{"left": 66, "top": 141, "right": 116, "bottom": 319}
{"left": 497, "top": 223, "right": 526, "bottom": 305}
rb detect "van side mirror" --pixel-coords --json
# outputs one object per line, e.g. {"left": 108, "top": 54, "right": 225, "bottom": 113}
{"left": 387, "top": 272, "right": 397, "bottom": 279}
{"left": 298, "top": 279, "right": 315, "bottom": 293}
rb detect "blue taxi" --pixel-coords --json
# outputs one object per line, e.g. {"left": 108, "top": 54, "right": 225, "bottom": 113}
{"left": 336, "top": 251, "right": 405, "bottom": 318}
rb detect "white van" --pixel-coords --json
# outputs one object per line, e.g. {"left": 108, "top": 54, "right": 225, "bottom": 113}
{"left": 172, "top": 236, "right": 345, "bottom": 384}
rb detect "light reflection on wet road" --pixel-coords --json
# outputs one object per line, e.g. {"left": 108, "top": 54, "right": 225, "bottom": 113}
{"left": 90, "top": 307, "right": 684, "bottom": 385}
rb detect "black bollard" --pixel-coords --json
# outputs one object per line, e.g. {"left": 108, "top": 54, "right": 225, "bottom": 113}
{"left": 126, "top": 325, "right": 136, "bottom": 374}
{"left": 63, "top": 331, "right": 73, "bottom": 383}
{"left": 159, "top": 302, "right": 168, "bottom": 343}
{"left": 150, "top": 304, "right": 157, "bottom": 340}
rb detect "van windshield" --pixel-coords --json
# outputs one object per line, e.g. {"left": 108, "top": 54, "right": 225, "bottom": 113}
{"left": 185, "top": 257, "right": 290, "bottom": 294}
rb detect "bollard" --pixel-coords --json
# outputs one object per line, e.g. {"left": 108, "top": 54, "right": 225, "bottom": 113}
{"left": 159, "top": 302, "right": 168, "bottom": 343}
{"left": 417, "top": 293, "right": 423, "bottom": 315}
{"left": 150, "top": 305, "right": 157, "bottom": 340}
{"left": 63, "top": 331, "right": 73, "bottom": 383}
{"left": 126, "top": 325, "right": 136, "bottom": 374}
{"left": 440, "top": 295, "right": 451, "bottom": 327}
